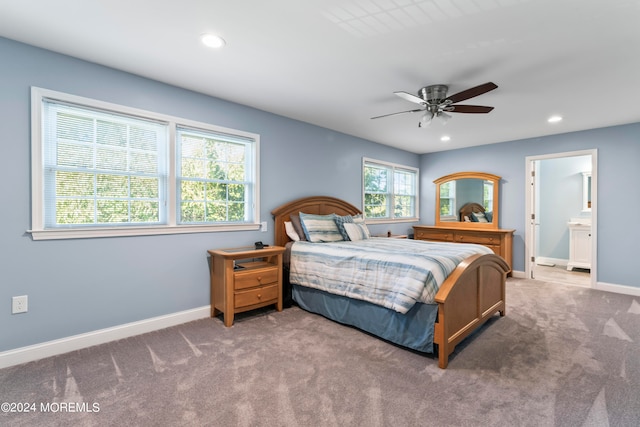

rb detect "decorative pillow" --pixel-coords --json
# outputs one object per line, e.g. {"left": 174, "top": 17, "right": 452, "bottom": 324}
{"left": 284, "top": 221, "right": 300, "bottom": 241}
{"left": 334, "top": 214, "right": 366, "bottom": 240}
{"left": 289, "top": 214, "right": 307, "bottom": 241}
{"left": 333, "top": 214, "right": 354, "bottom": 240}
{"left": 299, "top": 212, "right": 344, "bottom": 243}
{"left": 485, "top": 211, "right": 493, "bottom": 222}
{"left": 351, "top": 214, "right": 365, "bottom": 224}
{"left": 471, "top": 211, "right": 489, "bottom": 223}
{"left": 344, "top": 222, "right": 370, "bottom": 241}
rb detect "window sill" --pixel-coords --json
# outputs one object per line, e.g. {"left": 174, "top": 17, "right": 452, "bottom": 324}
{"left": 27, "top": 223, "right": 261, "bottom": 241}
{"left": 364, "top": 218, "right": 419, "bottom": 225}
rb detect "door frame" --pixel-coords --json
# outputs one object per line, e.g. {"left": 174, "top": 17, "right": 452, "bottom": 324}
{"left": 524, "top": 149, "right": 597, "bottom": 287}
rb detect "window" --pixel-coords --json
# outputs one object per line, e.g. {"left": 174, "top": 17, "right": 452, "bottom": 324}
{"left": 483, "top": 180, "right": 494, "bottom": 212}
{"left": 30, "top": 87, "right": 259, "bottom": 240}
{"left": 177, "top": 126, "right": 255, "bottom": 224}
{"left": 363, "top": 158, "right": 418, "bottom": 222}
{"left": 439, "top": 180, "right": 456, "bottom": 219}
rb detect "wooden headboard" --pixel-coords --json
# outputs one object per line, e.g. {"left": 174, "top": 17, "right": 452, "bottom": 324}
{"left": 271, "top": 196, "right": 362, "bottom": 247}
{"left": 459, "top": 202, "right": 485, "bottom": 222}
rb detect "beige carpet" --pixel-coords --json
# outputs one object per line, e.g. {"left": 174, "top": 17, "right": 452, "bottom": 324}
{"left": 1, "top": 278, "right": 639, "bottom": 426}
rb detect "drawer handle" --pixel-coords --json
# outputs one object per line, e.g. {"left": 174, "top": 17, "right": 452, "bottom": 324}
{"left": 257, "top": 276, "right": 262, "bottom": 282}
{"left": 257, "top": 294, "right": 262, "bottom": 299}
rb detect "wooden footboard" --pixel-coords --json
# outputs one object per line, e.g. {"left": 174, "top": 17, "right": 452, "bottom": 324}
{"left": 433, "top": 253, "right": 509, "bottom": 368}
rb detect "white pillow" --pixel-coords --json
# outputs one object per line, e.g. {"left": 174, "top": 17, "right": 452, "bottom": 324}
{"left": 344, "top": 222, "right": 370, "bottom": 241}
{"left": 284, "top": 221, "right": 300, "bottom": 241}
{"left": 472, "top": 211, "right": 489, "bottom": 223}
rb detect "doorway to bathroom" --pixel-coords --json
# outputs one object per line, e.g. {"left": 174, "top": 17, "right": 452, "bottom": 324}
{"left": 525, "top": 150, "right": 597, "bottom": 287}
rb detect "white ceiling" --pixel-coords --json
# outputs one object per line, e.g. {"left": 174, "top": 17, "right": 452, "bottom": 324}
{"left": 1, "top": 0, "right": 639, "bottom": 154}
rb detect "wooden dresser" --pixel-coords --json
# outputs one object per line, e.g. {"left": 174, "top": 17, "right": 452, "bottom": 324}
{"left": 208, "top": 245, "right": 285, "bottom": 326}
{"left": 413, "top": 225, "right": 514, "bottom": 272}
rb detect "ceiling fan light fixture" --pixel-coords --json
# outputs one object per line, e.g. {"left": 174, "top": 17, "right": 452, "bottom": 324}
{"left": 439, "top": 112, "right": 452, "bottom": 124}
{"left": 419, "top": 111, "right": 433, "bottom": 127}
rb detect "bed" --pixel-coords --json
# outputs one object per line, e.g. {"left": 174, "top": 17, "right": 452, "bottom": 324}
{"left": 271, "top": 196, "right": 509, "bottom": 368}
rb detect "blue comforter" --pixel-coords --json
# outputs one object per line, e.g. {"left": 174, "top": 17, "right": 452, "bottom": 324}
{"left": 289, "top": 238, "right": 492, "bottom": 314}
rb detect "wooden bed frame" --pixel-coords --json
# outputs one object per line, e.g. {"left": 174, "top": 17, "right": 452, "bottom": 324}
{"left": 459, "top": 202, "right": 486, "bottom": 222}
{"left": 271, "top": 196, "right": 509, "bottom": 368}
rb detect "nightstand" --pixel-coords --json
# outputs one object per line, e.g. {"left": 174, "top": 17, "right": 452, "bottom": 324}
{"left": 208, "top": 245, "right": 285, "bottom": 327}
{"left": 373, "top": 232, "right": 408, "bottom": 239}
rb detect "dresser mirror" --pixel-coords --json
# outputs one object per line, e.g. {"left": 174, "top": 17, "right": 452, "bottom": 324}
{"left": 434, "top": 171, "right": 500, "bottom": 229}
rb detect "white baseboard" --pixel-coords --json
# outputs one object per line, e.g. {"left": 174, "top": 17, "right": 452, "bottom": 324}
{"left": 511, "top": 270, "right": 526, "bottom": 279}
{"left": 596, "top": 282, "right": 640, "bottom": 297}
{"left": 0, "top": 306, "right": 211, "bottom": 369}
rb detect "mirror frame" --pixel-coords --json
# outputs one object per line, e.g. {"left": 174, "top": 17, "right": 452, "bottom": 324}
{"left": 434, "top": 171, "right": 501, "bottom": 229}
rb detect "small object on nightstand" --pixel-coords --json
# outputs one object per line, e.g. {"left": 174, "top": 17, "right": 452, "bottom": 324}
{"left": 208, "top": 245, "right": 285, "bottom": 327}
{"left": 374, "top": 233, "right": 408, "bottom": 239}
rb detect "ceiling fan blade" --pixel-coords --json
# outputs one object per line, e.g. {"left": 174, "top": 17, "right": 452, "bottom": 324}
{"left": 446, "top": 82, "right": 497, "bottom": 104}
{"left": 371, "top": 108, "right": 424, "bottom": 120}
{"left": 394, "top": 91, "right": 426, "bottom": 105}
{"left": 449, "top": 105, "right": 494, "bottom": 114}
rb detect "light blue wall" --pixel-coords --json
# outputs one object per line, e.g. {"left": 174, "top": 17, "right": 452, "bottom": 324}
{"left": 420, "top": 125, "right": 640, "bottom": 287}
{"left": 0, "top": 37, "right": 419, "bottom": 352}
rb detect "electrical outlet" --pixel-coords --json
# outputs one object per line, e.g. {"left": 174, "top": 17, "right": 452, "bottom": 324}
{"left": 12, "top": 295, "right": 28, "bottom": 314}
{"left": 261, "top": 221, "right": 268, "bottom": 232}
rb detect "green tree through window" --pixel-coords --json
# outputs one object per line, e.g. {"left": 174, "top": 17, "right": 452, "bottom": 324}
{"left": 177, "top": 127, "right": 252, "bottom": 224}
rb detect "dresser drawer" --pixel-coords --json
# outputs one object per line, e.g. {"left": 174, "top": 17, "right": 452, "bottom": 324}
{"left": 454, "top": 234, "right": 500, "bottom": 245}
{"left": 415, "top": 230, "right": 454, "bottom": 241}
{"left": 234, "top": 267, "right": 278, "bottom": 290}
{"left": 235, "top": 283, "right": 279, "bottom": 308}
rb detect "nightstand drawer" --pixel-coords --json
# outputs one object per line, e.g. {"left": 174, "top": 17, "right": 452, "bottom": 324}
{"left": 234, "top": 267, "right": 278, "bottom": 290}
{"left": 235, "top": 284, "right": 279, "bottom": 308}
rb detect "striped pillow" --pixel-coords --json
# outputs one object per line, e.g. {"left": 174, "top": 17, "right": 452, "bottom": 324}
{"left": 344, "top": 222, "right": 370, "bottom": 241}
{"left": 299, "top": 213, "right": 344, "bottom": 243}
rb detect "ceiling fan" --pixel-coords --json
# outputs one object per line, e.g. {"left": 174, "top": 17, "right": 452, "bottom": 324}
{"left": 371, "top": 82, "right": 498, "bottom": 127}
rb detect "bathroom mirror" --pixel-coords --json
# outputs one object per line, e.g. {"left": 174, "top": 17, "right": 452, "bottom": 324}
{"left": 582, "top": 172, "right": 592, "bottom": 212}
{"left": 434, "top": 171, "right": 500, "bottom": 229}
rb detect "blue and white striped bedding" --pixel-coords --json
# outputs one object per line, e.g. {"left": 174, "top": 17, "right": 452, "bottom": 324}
{"left": 289, "top": 238, "right": 493, "bottom": 314}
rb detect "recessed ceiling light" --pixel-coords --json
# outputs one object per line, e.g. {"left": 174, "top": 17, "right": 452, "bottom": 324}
{"left": 201, "top": 34, "right": 226, "bottom": 49}
{"left": 441, "top": 135, "right": 451, "bottom": 142}
{"left": 548, "top": 115, "right": 563, "bottom": 123}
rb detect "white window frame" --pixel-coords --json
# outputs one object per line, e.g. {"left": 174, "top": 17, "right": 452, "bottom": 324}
{"left": 439, "top": 180, "right": 457, "bottom": 221}
{"left": 362, "top": 157, "right": 419, "bottom": 223}
{"left": 29, "top": 87, "right": 260, "bottom": 240}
